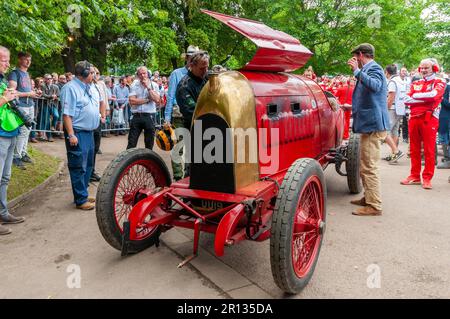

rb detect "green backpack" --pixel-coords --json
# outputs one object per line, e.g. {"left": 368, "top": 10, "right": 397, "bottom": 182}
{"left": 0, "top": 82, "right": 23, "bottom": 131}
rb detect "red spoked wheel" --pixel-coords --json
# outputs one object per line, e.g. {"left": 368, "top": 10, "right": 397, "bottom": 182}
{"left": 292, "top": 176, "right": 325, "bottom": 278}
{"left": 114, "top": 159, "right": 167, "bottom": 240}
{"left": 270, "top": 158, "right": 326, "bottom": 294}
{"left": 96, "top": 149, "right": 171, "bottom": 252}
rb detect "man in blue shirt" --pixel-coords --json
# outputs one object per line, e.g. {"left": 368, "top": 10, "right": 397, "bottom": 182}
{"left": 164, "top": 45, "right": 199, "bottom": 126}
{"left": 347, "top": 43, "right": 389, "bottom": 217}
{"left": 0, "top": 46, "right": 26, "bottom": 235}
{"left": 164, "top": 45, "right": 198, "bottom": 181}
{"left": 61, "top": 61, "right": 101, "bottom": 210}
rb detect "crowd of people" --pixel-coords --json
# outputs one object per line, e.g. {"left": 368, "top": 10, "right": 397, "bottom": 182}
{"left": 305, "top": 57, "right": 450, "bottom": 170}
{"left": 1, "top": 40, "right": 449, "bottom": 235}
{"left": 0, "top": 47, "right": 178, "bottom": 235}
{"left": 4, "top": 52, "right": 170, "bottom": 171}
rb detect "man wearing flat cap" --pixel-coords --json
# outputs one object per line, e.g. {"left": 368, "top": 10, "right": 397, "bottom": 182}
{"left": 164, "top": 45, "right": 199, "bottom": 181}
{"left": 347, "top": 43, "right": 390, "bottom": 216}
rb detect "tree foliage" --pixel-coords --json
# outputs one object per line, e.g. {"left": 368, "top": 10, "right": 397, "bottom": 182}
{"left": 0, "top": 0, "right": 448, "bottom": 76}
{"left": 0, "top": 1, "right": 64, "bottom": 56}
{"left": 257, "top": 0, "right": 437, "bottom": 75}
{"left": 424, "top": 0, "right": 450, "bottom": 69}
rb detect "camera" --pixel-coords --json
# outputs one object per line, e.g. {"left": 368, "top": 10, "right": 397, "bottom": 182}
{"left": 8, "top": 99, "right": 36, "bottom": 128}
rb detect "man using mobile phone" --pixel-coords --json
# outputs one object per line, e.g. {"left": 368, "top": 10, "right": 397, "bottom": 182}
{"left": 347, "top": 43, "right": 389, "bottom": 216}
{"left": 127, "top": 66, "right": 161, "bottom": 149}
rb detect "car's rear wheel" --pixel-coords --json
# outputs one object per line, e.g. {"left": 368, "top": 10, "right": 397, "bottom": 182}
{"left": 346, "top": 133, "right": 362, "bottom": 194}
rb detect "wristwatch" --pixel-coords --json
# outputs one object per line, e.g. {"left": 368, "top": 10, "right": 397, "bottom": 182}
{"left": 67, "top": 134, "right": 76, "bottom": 139}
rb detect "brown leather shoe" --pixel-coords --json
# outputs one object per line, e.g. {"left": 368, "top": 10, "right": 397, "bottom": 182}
{"left": 76, "top": 201, "right": 95, "bottom": 210}
{"left": 352, "top": 205, "right": 382, "bottom": 216}
{"left": 350, "top": 197, "right": 367, "bottom": 206}
{"left": 1, "top": 214, "right": 25, "bottom": 224}
{"left": 0, "top": 224, "right": 11, "bottom": 235}
{"left": 87, "top": 196, "right": 96, "bottom": 203}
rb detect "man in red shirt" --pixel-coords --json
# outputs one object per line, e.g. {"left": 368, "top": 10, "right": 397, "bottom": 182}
{"left": 401, "top": 58, "right": 446, "bottom": 189}
{"left": 334, "top": 77, "right": 354, "bottom": 140}
{"left": 319, "top": 76, "right": 329, "bottom": 91}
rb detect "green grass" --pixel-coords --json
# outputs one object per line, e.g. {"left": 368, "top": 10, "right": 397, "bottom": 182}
{"left": 8, "top": 146, "right": 61, "bottom": 201}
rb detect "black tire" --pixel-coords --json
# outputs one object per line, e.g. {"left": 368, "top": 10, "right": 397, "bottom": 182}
{"left": 96, "top": 148, "right": 171, "bottom": 253}
{"left": 346, "top": 133, "right": 362, "bottom": 194}
{"left": 270, "top": 158, "right": 327, "bottom": 294}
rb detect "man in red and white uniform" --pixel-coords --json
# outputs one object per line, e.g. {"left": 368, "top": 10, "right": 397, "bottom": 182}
{"left": 401, "top": 58, "right": 446, "bottom": 189}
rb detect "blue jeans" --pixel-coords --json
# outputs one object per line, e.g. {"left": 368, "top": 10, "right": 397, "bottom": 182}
{"left": 0, "top": 136, "right": 17, "bottom": 218}
{"left": 51, "top": 106, "right": 59, "bottom": 129}
{"left": 64, "top": 130, "right": 94, "bottom": 206}
{"left": 438, "top": 116, "right": 450, "bottom": 145}
{"left": 37, "top": 103, "right": 52, "bottom": 139}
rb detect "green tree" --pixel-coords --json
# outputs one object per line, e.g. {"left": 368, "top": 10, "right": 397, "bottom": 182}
{"left": 1, "top": 0, "right": 446, "bottom": 76}
{"left": 424, "top": 0, "right": 450, "bottom": 70}
{"left": 255, "top": 0, "right": 435, "bottom": 75}
{"left": 159, "top": 0, "right": 252, "bottom": 69}
{"left": 0, "top": 1, "right": 64, "bottom": 56}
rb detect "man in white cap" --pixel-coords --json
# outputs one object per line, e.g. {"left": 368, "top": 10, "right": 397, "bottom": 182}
{"left": 164, "top": 45, "right": 199, "bottom": 181}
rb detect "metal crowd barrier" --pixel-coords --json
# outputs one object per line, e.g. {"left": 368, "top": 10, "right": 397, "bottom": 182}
{"left": 30, "top": 97, "right": 163, "bottom": 138}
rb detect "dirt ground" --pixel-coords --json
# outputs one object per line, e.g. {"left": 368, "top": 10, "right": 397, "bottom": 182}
{"left": 1, "top": 135, "right": 449, "bottom": 299}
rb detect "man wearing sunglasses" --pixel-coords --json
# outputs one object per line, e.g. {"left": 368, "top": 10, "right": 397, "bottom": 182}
{"left": 401, "top": 59, "right": 446, "bottom": 189}
{"left": 175, "top": 50, "right": 210, "bottom": 178}
{"left": 39, "top": 74, "right": 60, "bottom": 142}
{"left": 164, "top": 45, "right": 199, "bottom": 181}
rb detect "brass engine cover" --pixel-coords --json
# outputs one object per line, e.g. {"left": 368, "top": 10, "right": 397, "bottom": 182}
{"left": 192, "top": 71, "right": 260, "bottom": 190}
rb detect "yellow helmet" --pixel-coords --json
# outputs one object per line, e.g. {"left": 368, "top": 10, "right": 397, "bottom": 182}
{"left": 155, "top": 127, "right": 177, "bottom": 151}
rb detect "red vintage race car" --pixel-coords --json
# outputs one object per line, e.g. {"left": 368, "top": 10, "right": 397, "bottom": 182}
{"left": 96, "top": 10, "right": 361, "bottom": 294}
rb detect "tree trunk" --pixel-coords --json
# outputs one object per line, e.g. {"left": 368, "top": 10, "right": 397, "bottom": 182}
{"left": 79, "top": 40, "right": 89, "bottom": 61}
{"left": 95, "top": 41, "right": 107, "bottom": 73}
{"left": 171, "top": 57, "right": 178, "bottom": 70}
{"left": 61, "top": 47, "right": 76, "bottom": 73}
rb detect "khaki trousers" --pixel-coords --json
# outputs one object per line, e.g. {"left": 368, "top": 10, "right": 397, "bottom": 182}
{"left": 360, "top": 131, "right": 387, "bottom": 211}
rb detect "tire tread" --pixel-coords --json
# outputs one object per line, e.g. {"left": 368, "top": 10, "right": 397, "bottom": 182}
{"left": 270, "top": 158, "right": 326, "bottom": 294}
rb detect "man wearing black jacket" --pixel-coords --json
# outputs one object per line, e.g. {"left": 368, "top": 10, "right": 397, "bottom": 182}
{"left": 176, "top": 51, "right": 209, "bottom": 128}
{"left": 175, "top": 51, "right": 210, "bottom": 178}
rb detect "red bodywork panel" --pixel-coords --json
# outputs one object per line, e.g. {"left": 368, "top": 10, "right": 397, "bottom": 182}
{"left": 202, "top": 9, "right": 312, "bottom": 72}
{"left": 239, "top": 71, "right": 343, "bottom": 176}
